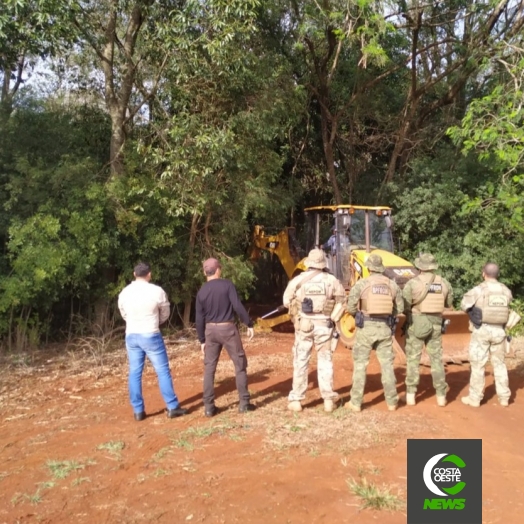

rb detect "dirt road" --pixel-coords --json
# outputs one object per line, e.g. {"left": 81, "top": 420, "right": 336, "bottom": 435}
{"left": 1, "top": 332, "right": 523, "bottom": 523}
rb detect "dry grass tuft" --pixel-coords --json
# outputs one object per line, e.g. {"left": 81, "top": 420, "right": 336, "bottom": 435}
{"left": 347, "top": 476, "right": 404, "bottom": 511}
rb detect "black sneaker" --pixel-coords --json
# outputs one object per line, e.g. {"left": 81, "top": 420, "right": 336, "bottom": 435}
{"left": 134, "top": 411, "right": 146, "bottom": 421}
{"left": 166, "top": 407, "right": 188, "bottom": 418}
{"left": 238, "top": 403, "right": 256, "bottom": 413}
{"left": 204, "top": 405, "right": 218, "bottom": 418}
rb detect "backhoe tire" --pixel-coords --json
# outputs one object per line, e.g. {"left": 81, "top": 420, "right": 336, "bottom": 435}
{"left": 337, "top": 312, "right": 356, "bottom": 348}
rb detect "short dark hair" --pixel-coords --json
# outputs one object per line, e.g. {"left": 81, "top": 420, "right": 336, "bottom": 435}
{"left": 483, "top": 262, "right": 500, "bottom": 278}
{"left": 134, "top": 262, "right": 151, "bottom": 277}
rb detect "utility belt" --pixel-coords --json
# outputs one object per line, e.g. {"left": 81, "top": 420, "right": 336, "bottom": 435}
{"left": 362, "top": 315, "right": 390, "bottom": 323}
{"left": 299, "top": 313, "right": 332, "bottom": 323}
{"left": 356, "top": 312, "right": 398, "bottom": 334}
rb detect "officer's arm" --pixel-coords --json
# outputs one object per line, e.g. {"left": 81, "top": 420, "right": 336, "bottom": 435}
{"left": 460, "top": 288, "right": 478, "bottom": 312}
{"left": 334, "top": 280, "right": 346, "bottom": 303}
{"left": 158, "top": 289, "right": 171, "bottom": 325}
{"left": 393, "top": 284, "right": 404, "bottom": 315}
{"left": 347, "top": 284, "right": 361, "bottom": 315}
{"left": 283, "top": 279, "right": 297, "bottom": 308}
{"left": 444, "top": 279, "right": 454, "bottom": 309}
{"left": 402, "top": 281, "right": 413, "bottom": 313}
{"left": 117, "top": 291, "right": 127, "bottom": 320}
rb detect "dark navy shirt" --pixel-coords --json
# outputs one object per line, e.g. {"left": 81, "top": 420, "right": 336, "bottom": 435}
{"left": 195, "top": 279, "right": 253, "bottom": 343}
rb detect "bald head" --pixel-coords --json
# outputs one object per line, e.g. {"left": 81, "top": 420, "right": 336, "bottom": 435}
{"left": 483, "top": 263, "right": 500, "bottom": 280}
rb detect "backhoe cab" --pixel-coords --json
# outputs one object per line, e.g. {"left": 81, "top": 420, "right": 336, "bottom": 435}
{"left": 251, "top": 205, "right": 471, "bottom": 362}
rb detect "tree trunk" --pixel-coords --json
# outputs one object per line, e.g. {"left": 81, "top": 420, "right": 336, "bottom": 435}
{"left": 109, "top": 108, "right": 126, "bottom": 176}
{"left": 182, "top": 212, "right": 200, "bottom": 328}
{"left": 320, "top": 106, "right": 342, "bottom": 204}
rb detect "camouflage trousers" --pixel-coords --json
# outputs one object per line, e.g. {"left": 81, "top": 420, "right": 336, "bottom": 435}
{"left": 405, "top": 316, "right": 447, "bottom": 396}
{"left": 288, "top": 317, "right": 338, "bottom": 402}
{"left": 350, "top": 321, "right": 398, "bottom": 408}
{"left": 467, "top": 324, "right": 510, "bottom": 403}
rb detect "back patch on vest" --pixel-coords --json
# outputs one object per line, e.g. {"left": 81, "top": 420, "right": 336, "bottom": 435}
{"left": 372, "top": 285, "right": 390, "bottom": 295}
{"left": 304, "top": 282, "right": 326, "bottom": 296}
{"left": 488, "top": 295, "right": 509, "bottom": 307}
{"left": 428, "top": 283, "right": 443, "bottom": 294}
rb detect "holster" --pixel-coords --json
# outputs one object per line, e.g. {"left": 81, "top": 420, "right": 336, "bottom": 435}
{"left": 355, "top": 311, "right": 364, "bottom": 329}
{"left": 302, "top": 298, "right": 314, "bottom": 314}
{"left": 467, "top": 306, "right": 482, "bottom": 329}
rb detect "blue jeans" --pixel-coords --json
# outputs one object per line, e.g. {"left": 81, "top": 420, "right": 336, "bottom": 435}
{"left": 125, "top": 332, "right": 180, "bottom": 413}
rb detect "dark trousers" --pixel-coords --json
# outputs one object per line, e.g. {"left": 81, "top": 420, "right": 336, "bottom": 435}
{"left": 203, "top": 323, "right": 249, "bottom": 408}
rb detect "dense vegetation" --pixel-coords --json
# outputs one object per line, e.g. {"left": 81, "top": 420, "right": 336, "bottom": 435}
{"left": 1, "top": 0, "right": 523, "bottom": 349}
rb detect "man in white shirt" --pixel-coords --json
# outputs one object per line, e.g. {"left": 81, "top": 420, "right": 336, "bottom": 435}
{"left": 118, "top": 262, "right": 187, "bottom": 421}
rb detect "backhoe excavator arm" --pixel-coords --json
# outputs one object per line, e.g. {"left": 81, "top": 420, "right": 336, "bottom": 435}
{"left": 249, "top": 225, "right": 303, "bottom": 280}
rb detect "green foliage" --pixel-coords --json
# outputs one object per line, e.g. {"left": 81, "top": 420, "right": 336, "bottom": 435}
{"left": 1, "top": 0, "right": 524, "bottom": 349}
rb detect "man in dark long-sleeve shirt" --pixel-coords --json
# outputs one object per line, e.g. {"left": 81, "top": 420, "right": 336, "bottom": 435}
{"left": 196, "top": 258, "right": 255, "bottom": 417}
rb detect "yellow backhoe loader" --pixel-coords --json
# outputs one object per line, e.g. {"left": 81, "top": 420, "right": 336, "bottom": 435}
{"left": 250, "top": 205, "right": 471, "bottom": 363}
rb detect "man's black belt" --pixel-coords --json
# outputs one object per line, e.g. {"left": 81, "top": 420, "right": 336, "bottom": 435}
{"left": 362, "top": 316, "right": 390, "bottom": 323}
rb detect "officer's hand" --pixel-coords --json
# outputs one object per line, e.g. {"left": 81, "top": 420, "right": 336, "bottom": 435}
{"left": 247, "top": 327, "right": 255, "bottom": 341}
{"left": 200, "top": 343, "right": 205, "bottom": 355}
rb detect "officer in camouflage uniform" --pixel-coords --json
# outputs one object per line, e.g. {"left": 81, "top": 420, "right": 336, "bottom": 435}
{"left": 403, "top": 253, "right": 453, "bottom": 407}
{"left": 283, "top": 249, "right": 346, "bottom": 413}
{"left": 461, "top": 263, "right": 512, "bottom": 408}
{"left": 346, "top": 254, "right": 404, "bottom": 412}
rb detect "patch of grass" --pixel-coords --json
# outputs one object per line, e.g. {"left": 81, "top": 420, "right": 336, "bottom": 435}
{"left": 347, "top": 476, "right": 403, "bottom": 511}
{"left": 38, "top": 481, "right": 56, "bottom": 490}
{"left": 26, "top": 491, "right": 43, "bottom": 505}
{"left": 96, "top": 440, "right": 125, "bottom": 457}
{"left": 173, "top": 421, "right": 241, "bottom": 450}
{"left": 153, "top": 468, "right": 169, "bottom": 478}
{"left": 47, "top": 460, "right": 85, "bottom": 479}
{"left": 0, "top": 471, "right": 9, "bottom": 482}
{"left": 152, "top": 446, "right": 172, "bottom": 461}
{"left": 72, "top": 477, "right": 90, "bottom": 487}
{"left": 11, "top": 489, "right": 43, "bottom": 506}
{"left": 228, "top": 433, "right": 244, "bottom": 442}
{"left": 11, "top": 493, "right": 23, "bottom": 506}
{"left": 175, "top": 438, "right": 194, "bottom": 451}
{"left": 357, "top": 462, "right": 382, "bottom": 477}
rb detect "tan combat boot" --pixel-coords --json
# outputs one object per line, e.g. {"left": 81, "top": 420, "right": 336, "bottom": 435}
{"left": 461, "top": 396, "right": 480, "bottom": 408}
{"left": 324, "top": 399, "right": 336, "bottom": 413}
{"left": 387, "top": 403, "right": 398, "bottom": 412}
{"left": 406, "top": 393, "right": 416, "bottom": 406}
{"left": 499, "top": 398, "right": 509, "bottom": 407}
{"left": 288, "top": 401, "right": 303, "bottom": 412}
{"left": 345, "top": 401, "right": 361, "bottom": 413}
{"left": 436, "top": 395, "right": 447, "bottom": 407}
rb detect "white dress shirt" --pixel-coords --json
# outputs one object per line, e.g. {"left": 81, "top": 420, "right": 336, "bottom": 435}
{"left": 118, "top": 280, "right": 170, "bottom": 334}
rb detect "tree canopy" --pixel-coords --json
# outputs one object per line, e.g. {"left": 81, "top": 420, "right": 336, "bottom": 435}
{"left": 1, "top": 0, "right": 523, "bottom": 348}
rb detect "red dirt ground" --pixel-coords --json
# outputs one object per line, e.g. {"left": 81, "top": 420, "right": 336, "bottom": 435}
{"left": 1, "top": 332, "right": 524, "bottom": 524}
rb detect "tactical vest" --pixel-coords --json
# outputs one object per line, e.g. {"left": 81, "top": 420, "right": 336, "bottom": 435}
{"left": 360, "top": 274, "right": 394, "bottom": 315}
{"left": 412, "top": 274, "right": 447, "bottom": 314}
{"left": 296, "top": 273, "right": 331, "bottom": 315}
{"left": 476, "top": 281, "right": 511, "bottom": 324}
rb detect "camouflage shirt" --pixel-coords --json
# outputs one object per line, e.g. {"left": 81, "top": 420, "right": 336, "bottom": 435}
{"left": 347, "top": 274, "right": 404, "bottom": 316}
